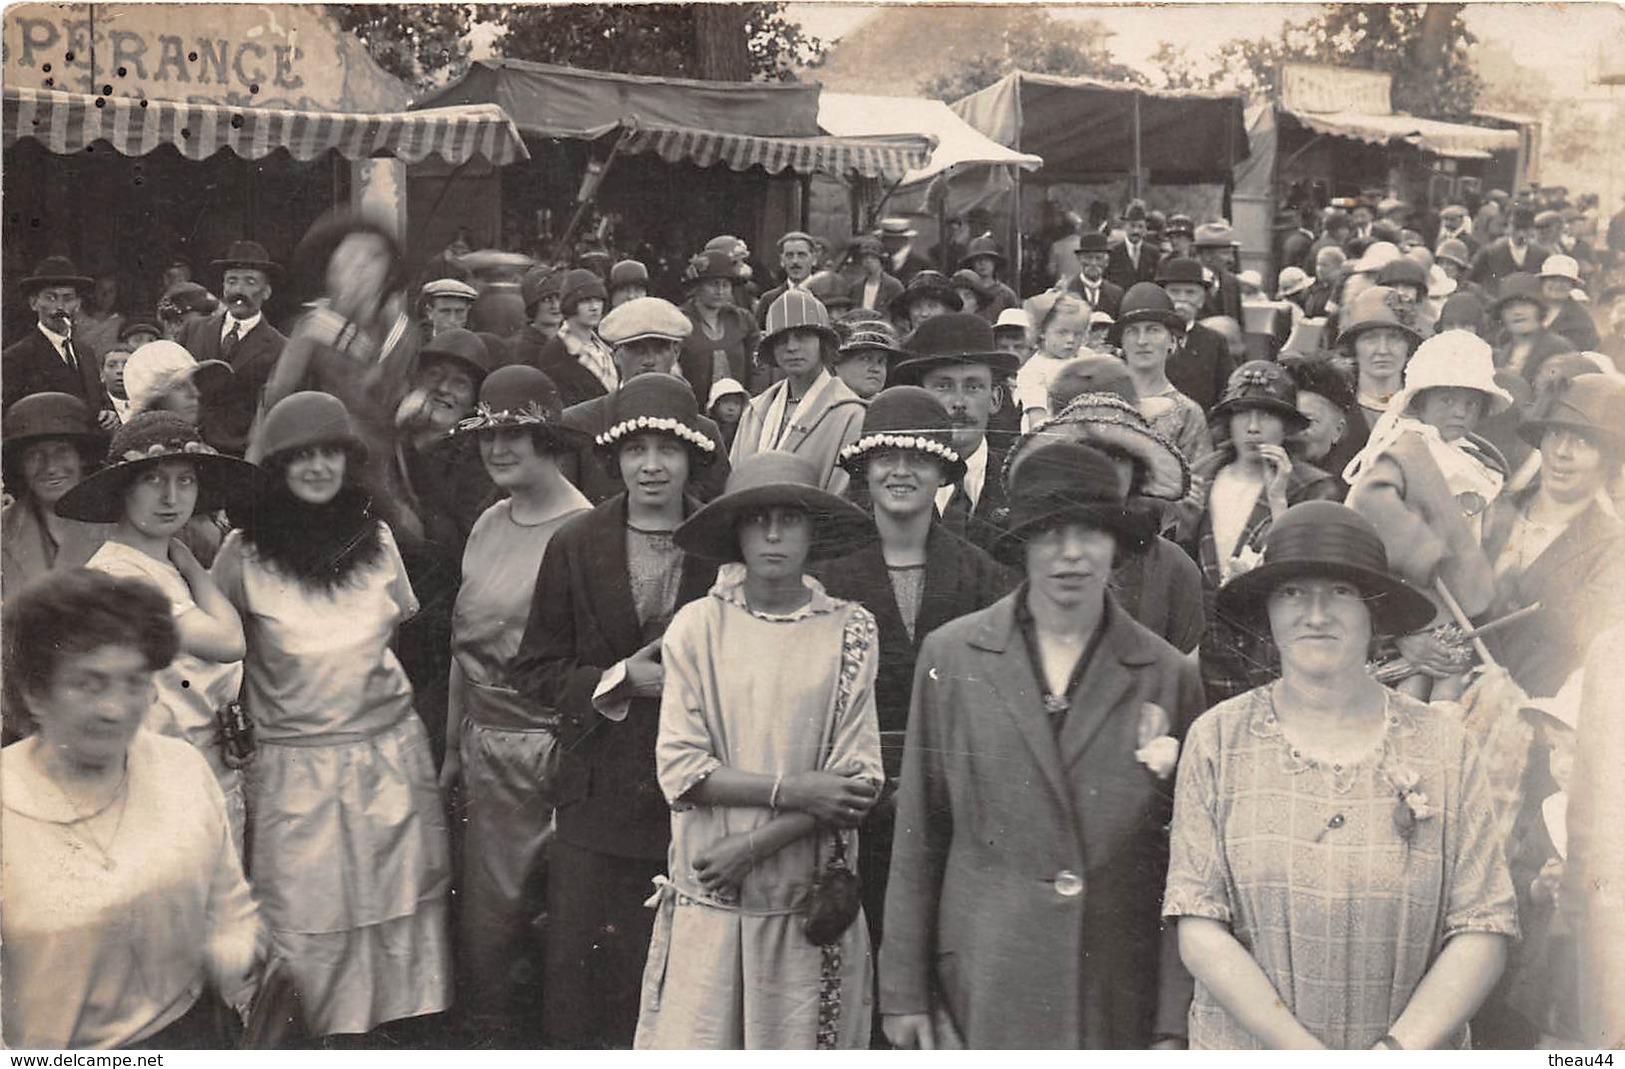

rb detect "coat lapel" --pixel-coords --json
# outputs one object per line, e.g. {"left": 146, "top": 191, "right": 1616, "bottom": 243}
{"left": 581, "top": 497, "right": 647, "bottom": 653}
{"left": 969, "top": 594, "right": 1074, "bottom": 818}
{"left": 1058, "top": 598, "right": 1155, "bottom": 770}
{"left": 778, "top": 373, "right": 840, "bottom": 452}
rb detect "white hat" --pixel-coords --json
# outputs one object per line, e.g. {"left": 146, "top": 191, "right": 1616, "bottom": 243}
{"left": 1088, "top": 310, "right": 1115, "bottom": 327}
{"left": 420, "top": 278, "right": 479, "bottom": 303}
{"left": 1351, "top": 241, "right": 1402, "bottom": 275}
{"left": 1539, "top": 254, "right": 1582, "bottom": 284}
{"left": 123, "top": 341, "right": 232, "bottom": 414}
{"left": 1238, "top": 269, "right": 1264, "bottom": 291}
{"left": 599, "top": 296, "right": 693, "bottom": 346}
{"left": 1276, "top": 266, "right": 1312, "bottom": 298}
{"left": 1393, "top": 330, "right": 1515, "bottom": 415}
{"left": 707, "top": 377, "right": 748, "bottom": 409}
{"left": 994, "top": 308, "right": 1032, "bottom": 332}
{"left": 1427, "top": 264, "right": 1457, "bottom": 299}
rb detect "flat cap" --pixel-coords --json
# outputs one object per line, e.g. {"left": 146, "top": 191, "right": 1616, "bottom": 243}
{"left": 599, "top": 296, "right": 693, "bottom": 346}
{"left": 420, "top": 278, "right": 479, "bottom": 303}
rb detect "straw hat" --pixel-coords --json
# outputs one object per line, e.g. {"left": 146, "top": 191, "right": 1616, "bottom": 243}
{"left": 55, "top": 411, "right": 264, "bottom": 523}
{"left": 122, "top": 341, "right": 233, "bottom": 415}
{"left": 674, "top": 452, "right": 874, "bottom": 563}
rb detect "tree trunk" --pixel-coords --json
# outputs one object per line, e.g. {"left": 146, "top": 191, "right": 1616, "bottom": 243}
{"left": 694, "top": 4, "right": 751, "bottom": 81}
{"left": 1414, "top": 4, "right": 1463, "bottom": 71}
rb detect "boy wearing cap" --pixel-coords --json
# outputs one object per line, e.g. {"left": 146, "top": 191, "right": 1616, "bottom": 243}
{"left": 419, "top": 278, "right": 479, "bottom": 338}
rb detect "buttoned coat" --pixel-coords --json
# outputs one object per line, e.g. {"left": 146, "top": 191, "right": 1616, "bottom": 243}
{"left": 2, "top": 327, "right": 111, "bottom": 414}
{"left": 180, "top": 311, "right": 287, "bottom": 455}
{"left": 1061, "top": 276, "right": 1125, "bottom": 318}
{"left": 1470, "top": 239, "right": 1554, "bottom": 296}
{"left": 730, "top": 371, "right": 867, "bottom": 496}
{"left": 1106, "top": 241, "right": 1162, "bottom": 291}
{"left": 880, "top": 592, "right": 1205, "bottom": 1048}
{"left": 934, "top": 437, "right": 1012, "bottom": 555}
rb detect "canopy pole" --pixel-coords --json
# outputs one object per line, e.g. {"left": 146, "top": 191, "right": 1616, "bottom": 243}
{"left": 554, "top": 119, "right": 638, "bottom": 263}
{"left": 1131, "top": 92, "right": 1144, "bottom": 199}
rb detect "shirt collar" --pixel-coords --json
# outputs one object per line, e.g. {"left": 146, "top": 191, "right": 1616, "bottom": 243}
{"left": 37, "top": 321, "right": 70, "bottom": 347}
{"left": 225, "top": 311, "right": 261, "bottom": 337}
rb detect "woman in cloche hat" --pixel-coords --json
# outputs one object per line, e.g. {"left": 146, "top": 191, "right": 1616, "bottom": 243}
{"left": 1492, "top": 273, "right": 1580, "bottom": 387}
{"left": 1165, "top": 501, "right": 1515, "bottom": 1049}
{"left": 507, "top": 372, "right": 722, "bottom": 1047}
{"left": 883, "top": 440, "right": 1201, "bottom": 1049}
{"left": 1178, "top": 360, "right": 1341, "bottom": 706}
{"left": 215, "top": 391, "right": 452, "bottom": 1038}
{"left": 1338, "top": 284, "right": 1424, "bottom": 431}
{"left": 1, "top": 392, "right": 111, "bottom": 597}
{"left": 633, "top": 451, "right": 881, "bottom": 1049}
{"left": 65, "top": 411, "right": 264, "bottom": 844}
{"left": 678, "top": 247, "right": 759, "bottom": 400}
{"left": 1114, "top": 281, "right": 1215, "bottom": 472}
{"left": 436, "top": 365, "right": 593, "bottom": 1042}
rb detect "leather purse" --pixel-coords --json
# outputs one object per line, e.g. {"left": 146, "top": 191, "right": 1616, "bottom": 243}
{"left": 802, "top": 829, "right": 862, "bottom": 946}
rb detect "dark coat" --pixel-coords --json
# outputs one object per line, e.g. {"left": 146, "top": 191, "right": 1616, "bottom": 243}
{"left": 2, "top": 326, "right": 111, "bottom": 414}
{"left": 1113, "top": 533, "right": 1207, "bottom": 654}
{"left": 1106, "top": 240, "right": 1163, "bottom": 291}
{"left": 847, "top": 272, "right": 906, "bottom": 315}
{"left": 1167, "top": 321, "right": 1235, "bottom": 414}
{"left": 508, "top": 495, "right": 719, "bottom": 858}
{"left": 180, "top": 311, "right": 287, "bottom": 455}
{"left": 892, "top": 249, "right": 937, "bottom": 285}
{"left": 1470, "top": 238, "right": 1554, "bottom": 296}
{"left": 1547, "top": 300, "right": 1600, "bottom": 352}
{"left": 934, "top": 437, "right": 1011, "bottom": 554}
{"left": 1301, "top": 279, "right": 1336, "bottom": 320}
{"left": 509, "top": 324, "right": 607, "bottom": 409}
{"left": 1200, "top": 268, "right": 1244, "bottom": 324}
{"left": 880, "top": 591, "right": 1205, "bottom": 1047}
{"left": 1482, "top": 490, "right": 1625, "bottom": 698}
{"left": 556, "top": 389, "right": 731, "bottom": 506}
{"left": 1062, "top": 276, "right": 1125, "bottom": 318}
{"left": 1493, "top": 327, "right": 1577, "bottom": 387}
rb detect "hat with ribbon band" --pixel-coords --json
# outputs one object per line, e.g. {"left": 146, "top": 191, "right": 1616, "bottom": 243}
{"left": 1210, "top": 360, "right": 1311, "bottom": 432}
{"left": 675, "top": 452, "right": 874, "bottom": 563}
{"left": 55, "top": 410, "right": 264, "bottom": 523}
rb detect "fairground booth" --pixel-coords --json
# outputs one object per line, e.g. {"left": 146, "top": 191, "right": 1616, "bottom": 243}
{"left": 2, "top": 3, "right": 527, "bottom": 339}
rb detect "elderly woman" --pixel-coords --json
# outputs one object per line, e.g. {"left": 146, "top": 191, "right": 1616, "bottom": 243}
{"left": 56, "top": 413, "right": 261, "bottom": 848}
{"left": 730, "top": 291, "right": 868, "bottom": 495}
{"left": 634, "top": 452, "right": 882, "bottom": 1050}
{"left": 1, "top": 392, "right": 111, "bottom": 599}
{"left": 2, "top": 568, "right": 261, "bottom": 1049}
{"left": 509, "top": 373, "right": 724, "bottom": 1047}
{"left": 1164, "top": 501, "right": 1517, "bottom": 1049}
{"left": 882, "top": 441, "right": 1204, "bottom": 1049}
{"left": 436, "top": 366, "right": 592, "bottom": 1043}
{"left": 1338, "top": 286, "right": 1424, "bottom": 430}
{"left": 1181, "top": 362, "right": 1340, "bottom": 705}
{"left": 214, "top": 391, "right": 451, "bottom": 1038}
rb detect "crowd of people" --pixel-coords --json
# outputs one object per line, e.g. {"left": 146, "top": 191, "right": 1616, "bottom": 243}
{"left": 3, "top": 181, "right": 1624, "bottom": 1050}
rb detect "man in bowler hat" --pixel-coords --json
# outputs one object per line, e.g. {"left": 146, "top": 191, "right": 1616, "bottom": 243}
{"left": 3, "top": 257, "right": 115, "bottom": 424}
{"left": 179, "top": 240, "right": 287, "bottom": 456}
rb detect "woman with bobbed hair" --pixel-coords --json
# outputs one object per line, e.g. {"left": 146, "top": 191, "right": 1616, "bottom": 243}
{"left": 1165, "top": 502, "right": 1517, "bottom": 1049}
{"left": 213, "top": 390, "right": 451, "bottom": 1039}
{"left": 2, "top": 568, "right": 261, "bottom": 1049}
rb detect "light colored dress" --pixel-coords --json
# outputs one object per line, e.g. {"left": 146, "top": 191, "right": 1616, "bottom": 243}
{"left": 1140, "top": 384, "right": 1214, "bottom": 469}
{"left": 212, "top": 523, "right": 451, "bottom": 1036}
{"left": 635, "top": 566, "right": 884, "bottom": 1050}
{"left": 450, "top": 494, "right": 588, "bottom": 1014}
{"left": 1015, "top": 350, "right": 1072, "bottom": 429}
{"left": 1162, "top": 686, "right": 1518, "bottom": 1049}
{"left": 85, "top": 541, "right": 245, "bottom": 848}
{"left": 1, "top": 731, "right": 260, "bottom": 1049}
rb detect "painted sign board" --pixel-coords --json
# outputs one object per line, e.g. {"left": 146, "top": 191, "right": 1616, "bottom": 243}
{"left": 3, "top": 3, "right": 409, "bottom": 112}
{"left": 1278, "top": 62, "right": 1392, "bottom": 116}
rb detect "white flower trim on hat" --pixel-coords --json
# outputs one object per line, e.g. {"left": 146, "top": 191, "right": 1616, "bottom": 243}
{"left": 453, "top": 399, "right": 563, "bottom": 434}
{"left": 838, "top": 432, "right": 961, "bottom": 467}
{"left": 596, "top": 415, "right": 716, "bottom": 453}
{"left": 121, "top": 438, "right": 219, "bottom": 463}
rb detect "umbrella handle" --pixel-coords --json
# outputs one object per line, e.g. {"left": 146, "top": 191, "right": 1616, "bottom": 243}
{"left": 1433, "top": 577, "right": 1497, "bottom": 668}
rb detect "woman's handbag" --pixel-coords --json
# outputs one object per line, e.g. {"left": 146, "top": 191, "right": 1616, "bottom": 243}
{"left": 802, "top": 828, "right": 862, "bottom": 946}
{"left": 217, "top": 700, "right": 256, "bottom": 770}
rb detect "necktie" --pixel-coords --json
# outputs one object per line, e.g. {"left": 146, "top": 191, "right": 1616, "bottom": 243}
{"left": 221, "top": 321, "right": 241, "bottom": 359}
{"left": 942, "top": 477, "right": 972, "bottom": 535}
{"left": 61, "top": 337, "right": 79, "bottom": 375}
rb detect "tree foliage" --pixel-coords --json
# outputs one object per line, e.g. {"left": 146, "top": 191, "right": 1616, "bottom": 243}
{"left": 328, "top": 3, "right": 824, "bottom": 89}
{"left": 1152, "top": 3, "right": 1482, "bottom": 120}
{"left": 921, "top": 12, "right": 1147, "bottom": 103}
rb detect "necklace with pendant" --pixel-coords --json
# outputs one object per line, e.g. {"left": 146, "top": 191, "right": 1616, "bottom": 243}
{"left": 48, "top": 762, "right": 131, "bottom": 872}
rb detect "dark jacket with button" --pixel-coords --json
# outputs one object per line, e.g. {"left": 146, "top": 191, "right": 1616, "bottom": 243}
{"left": 881, "top": 590, "right": 1205, "bottom": 1048}
{"left": 509, "top": 495, "right": 719, "bottom": 858}
{"left": 2, "top": 326, "right": 112, "bottom": 414}
{"left": 180, "top": 310, "right": 286, "bottom": 455}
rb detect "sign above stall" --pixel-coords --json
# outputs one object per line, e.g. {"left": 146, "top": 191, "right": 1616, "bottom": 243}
{"left": 4, "top": 3, "right": 409, "bottom": 112}
{"left": 1278, "top": 63, "right": 1393, "bottom": 116}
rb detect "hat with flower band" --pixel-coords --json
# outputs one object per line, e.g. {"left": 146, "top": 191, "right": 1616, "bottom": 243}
{"left": 55, "top": 410, "right": 265, "bottom": 523}
{"left": 447, "top": 365, "right": 592, "bottom": 453}
{"left": 684, "top": 249, "right": 743, "bottom": 286}
{"left": 1210, "top": 360, "right": 1311, "bottom": 432}
{"left": 594, "top": 372, "right": 719, "bottom": 467}
{"left": 836, "top": 386, "right": 965, "bottom": 481}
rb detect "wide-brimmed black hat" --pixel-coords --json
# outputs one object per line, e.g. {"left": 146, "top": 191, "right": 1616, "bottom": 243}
{"left": 891, "top": 312, "right": 1020, "bottom": 384}
{"left": 2, "top": 392, "right": 108, "bottom": 491}
{"left": 890, "top": 270, "right": 964, "bottom": 322}
{"left": 293, "top": 209, "right": 407, "bottom": 299}
{"left": 674, "top": 452, "right": 874, "bottom": 564}
{"left": 447, "top": 364, "right": 591, "bottom": 452}
{"left": 419, "top": 328, "right": 504, "bottom": 385}
{"left": 211, "top": 240, "right": 280, "bottom": 275}
{"left": 1516, "top": 372, "right": 1625, "bottom": 453}
{"left": 1111, "top": 282, "right": 1186, "bottom": 340}
{"left": 958, "top": 236, "right": 1006, "bottom": 269}
{"left": 837, "top": 385, "right": 966, "bottom": 481}
{"left": 1210, "top": 360, "right": 1311, "bottom": 432}
{"left": 19, "top": 256, "right": 93, "bottom": 296}
{"left": 1216, "top": 500, "right": 1436, "bottom": 634}
{"left": 55, "top": 411, "right": 265, "bottom": 523}
{"left": 991, "top": 440, "right": 1152, "bottom": 563}
{"left": 594, "top": 372, "right": 720, "bottom": 468}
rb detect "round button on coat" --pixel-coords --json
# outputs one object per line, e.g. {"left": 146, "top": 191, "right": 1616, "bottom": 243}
{"left": 1054, "top": 870, "right": 1084, "bottom": 898}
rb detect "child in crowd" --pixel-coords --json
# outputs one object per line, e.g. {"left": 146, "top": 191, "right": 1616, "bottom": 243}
{"left": 707, "top": 377, "right": 749, "bottom": 452}
{"left": 101, "top": 343, "right": 135, "bottom": 421}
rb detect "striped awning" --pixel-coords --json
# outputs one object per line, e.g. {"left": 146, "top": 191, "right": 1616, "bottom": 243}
{"left": 3, "top": 88, "right": 530, "bottom": 165}
{"left": 622, "top": 122, "right": 933, "bottom": 180}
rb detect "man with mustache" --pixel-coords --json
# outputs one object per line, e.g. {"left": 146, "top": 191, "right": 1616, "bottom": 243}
{"left": 3, "top": 257, "right": 116, "bottom": 425}
{"left": 179, "top": 240, "right": 287, "bottom": 456}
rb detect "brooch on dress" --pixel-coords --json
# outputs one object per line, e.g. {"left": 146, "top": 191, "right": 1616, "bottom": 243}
{"left": 1385, "top": 764, "right": 1434, "bottom": 840}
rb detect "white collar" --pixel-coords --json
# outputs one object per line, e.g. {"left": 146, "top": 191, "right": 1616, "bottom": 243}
{"left": 37, "top": 321, "right": 70, "bottom": 348}
{"left": 224, "top": 311, "right": 261, "bottom": 337}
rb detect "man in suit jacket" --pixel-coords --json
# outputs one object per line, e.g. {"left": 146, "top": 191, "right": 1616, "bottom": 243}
{"left": 1157, "top": 257, "right": 1236, "bottom": 413}
{"left": 1063, "top": 232, "right": 1125, "bottom": 317}
{"left": 179, "top": 240, "right": 287, "bottom": 455}
{"left": 750, "top": 230, "right": 819, "bottom": 325}
{"left": 1105, "top": 201, "right": 1162, "bottom": 291}
{"left": 847, "top": 235, "right": 906, "bottom": 314}
{"left": 881, "top": 441, "right": 1204, "bottom": 1049}
{"left": 878, "top": 217, "right": 935, "bottom": 284}
{"left": 1471, "top": 206, "right": 1552, "bottom": 297}
{"left": 556, "top": 296, "right": 731, "bottom": 504}
{"left": 3, "top": 257, "right": 115, "bottom": 424}
{"left": 1433, "top": 203, "right": 1479, "bottom": 259}
{"left": 1193, "top": 223, "right": 1244, "bottom": 322}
